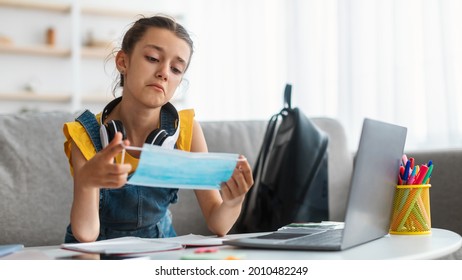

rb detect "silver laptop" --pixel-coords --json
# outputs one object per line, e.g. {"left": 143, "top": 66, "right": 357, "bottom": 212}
{"left": 224, "top": 118, "right": 407, "bottom": 251}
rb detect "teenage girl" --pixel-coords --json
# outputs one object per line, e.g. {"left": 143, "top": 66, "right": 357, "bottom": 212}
{"left": 63, "top": 15, "right": 253, "bottom": 243}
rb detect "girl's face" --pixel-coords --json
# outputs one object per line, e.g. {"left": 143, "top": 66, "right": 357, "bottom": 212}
{"left": 118, "top": 27, "right": 191, "bottom": 108}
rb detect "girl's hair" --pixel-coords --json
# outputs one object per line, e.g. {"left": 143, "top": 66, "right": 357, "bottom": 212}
{"left": 116, "top": 15, "right": 194, "bottom": 89}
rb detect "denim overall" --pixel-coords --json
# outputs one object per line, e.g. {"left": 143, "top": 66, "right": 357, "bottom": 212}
{"left": 64, "top": 108, "right": 179, "bottom": 243}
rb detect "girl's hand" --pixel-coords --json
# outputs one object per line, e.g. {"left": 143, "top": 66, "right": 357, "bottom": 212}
{"left": 76, "top": 132, "right": 132, "bottom": 189}
{"left": 220, "top": 155, "right": 254, "bottom": 207}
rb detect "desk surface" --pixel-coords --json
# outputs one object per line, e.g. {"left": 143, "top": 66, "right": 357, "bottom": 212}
{"left": 9, "top": 228, "right": 462, "bottom": 260}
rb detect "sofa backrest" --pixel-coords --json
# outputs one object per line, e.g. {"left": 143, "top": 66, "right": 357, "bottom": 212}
{"left": 0, "top": 112, "right": 352, "bottom": 246}
{"left": 171, "top": 118, "right": 353, "bottom": 236}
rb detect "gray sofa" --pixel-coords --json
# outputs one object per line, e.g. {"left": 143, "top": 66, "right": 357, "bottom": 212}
{"left": 0, "top": 111, "right": 461, "bottom": 258}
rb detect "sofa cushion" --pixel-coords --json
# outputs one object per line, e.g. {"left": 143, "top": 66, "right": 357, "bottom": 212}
{"left": 0, "top": 111, "right": 74, "bottom": 246}
{"left": 311, "top": 118, "right": 353, "bottom": 222}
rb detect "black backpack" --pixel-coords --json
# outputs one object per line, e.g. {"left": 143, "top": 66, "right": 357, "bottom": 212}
{"left": 236, "top": 84, "right": 329, "bottom": 233}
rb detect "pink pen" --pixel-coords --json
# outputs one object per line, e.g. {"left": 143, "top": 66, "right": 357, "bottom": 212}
{"left": 407, "top": 167, "right": 417, "bottom": 185}
{"left": 402, "top": 154, "right": 408, "bottom": 166}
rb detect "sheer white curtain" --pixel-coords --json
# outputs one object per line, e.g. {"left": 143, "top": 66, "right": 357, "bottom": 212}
{"left": 179, "top": 0, "right": 462, "bottom": 151}
{"left": 285, "top": 0, "right": 462, "bottom": 150}
{"left": 179, "top": 0, "right": 289, "bottom": 121}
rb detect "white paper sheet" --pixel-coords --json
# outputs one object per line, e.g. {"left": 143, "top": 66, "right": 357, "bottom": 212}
{"left": 156, "top": 233, "right": 226, "bottom": 247}
{"left": 61, "top": 237, "right": 183, "bottom": 255}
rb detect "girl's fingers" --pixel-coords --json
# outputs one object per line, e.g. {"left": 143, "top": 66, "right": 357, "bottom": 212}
{"left": 107, "top": 163, "right": 132, "bottom": 175}
{"left": 100, "top": 132, "right": 125, "bottom": 162}
{"left": 236, "top": 156, "right": 254, "bottom": 186}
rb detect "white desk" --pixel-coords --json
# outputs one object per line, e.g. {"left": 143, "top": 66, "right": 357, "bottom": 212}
{"left": 8, "top": 228, "right": 462, "bottom": 260}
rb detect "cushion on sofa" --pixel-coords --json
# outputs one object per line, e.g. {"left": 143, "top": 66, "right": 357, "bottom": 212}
{"left": 0, "top": 112, "right": 74, "bottom": 246}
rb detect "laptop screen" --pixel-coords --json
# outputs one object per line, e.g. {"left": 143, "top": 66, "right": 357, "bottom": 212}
{"left": 341, "top": 118, "right": 407, "bottom": 249}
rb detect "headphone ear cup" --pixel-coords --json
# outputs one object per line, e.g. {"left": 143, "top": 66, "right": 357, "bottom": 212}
{"left": 100, "top": 120, "right": 126, "bottom": 148}
{"left": 145, "top": 129, "right": 168, "bottom": 146}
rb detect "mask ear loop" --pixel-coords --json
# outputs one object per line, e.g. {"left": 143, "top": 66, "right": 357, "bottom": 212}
{"left": 120, "top": 144, "right": 144, "bottom": 164}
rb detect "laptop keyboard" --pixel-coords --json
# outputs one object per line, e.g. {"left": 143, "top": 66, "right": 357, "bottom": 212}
{"left": 284, "top": 229, "right": 343, "bottom": 246}
{"left": 255, "top": 233, "right": 310, "bottom": 240}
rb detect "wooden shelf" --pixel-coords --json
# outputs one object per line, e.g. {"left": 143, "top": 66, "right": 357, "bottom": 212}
{"left": 81, "top": 46, "right": 115, "bottom": 59}
{"left": 0, "top": 44, "right": 118, "bottom": 59}
{"left": 0, "top": 92, "right": 71, "bottom": 102}
{"left": 0, "top": 1, "right": 149, "bottom": 17}
{"left": 81, "top": 7, "right": 151, "bottom": 18}
{"left": 82, "top": 95, "right": 113, "bottom": 103}
{"left": 0, "top": 92, "right": 115, "bottom": 104}
{"left": 0, "top": 0, "right": 70, "bottom": 13}
{"left": 0, "top": 44, "right": 71, "bottom": 57}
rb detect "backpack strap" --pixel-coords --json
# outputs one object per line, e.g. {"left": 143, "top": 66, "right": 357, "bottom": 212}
{"left": 284, "top": 83, "right": 292, "bottom": 109}
{"left": 76, "top": 109, "right": 103, "bottom": 152}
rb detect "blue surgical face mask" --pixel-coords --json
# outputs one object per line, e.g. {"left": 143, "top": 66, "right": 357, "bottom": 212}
{"left": 127, "top": 144, "right": 239, "bottom": 190}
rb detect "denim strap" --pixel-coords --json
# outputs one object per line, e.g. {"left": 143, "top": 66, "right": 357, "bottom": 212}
{"left": 76, "top": 104, "right": 176, "bottom": 152}
{"left": 160, "top": 103, "right": 177, "bottom": 136}
{"left": 76, "top": 109, "right": 103, "bottom": 152}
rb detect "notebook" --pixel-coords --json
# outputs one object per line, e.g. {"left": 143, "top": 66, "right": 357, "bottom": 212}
{"left": 224, "top": 118, "right": 407, "bottom": 251}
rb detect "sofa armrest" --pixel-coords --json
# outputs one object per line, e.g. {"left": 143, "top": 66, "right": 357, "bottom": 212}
{"left": 406, "top": 149, "right": 462, "bottom": 235}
